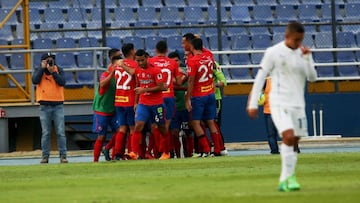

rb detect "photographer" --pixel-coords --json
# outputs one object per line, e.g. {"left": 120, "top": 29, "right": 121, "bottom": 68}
{"left": 32, "top": 53, "right": 68, "bottom": 164}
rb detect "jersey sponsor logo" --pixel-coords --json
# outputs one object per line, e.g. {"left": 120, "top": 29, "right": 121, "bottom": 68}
{"left": 115, "top": 96, "right": 129, "bottom": 102}
{"left": 201, "top": 84, "right": 214, "bottom": 93}
{"left": 154, "top": 61, "right": 170, "bottom": 67}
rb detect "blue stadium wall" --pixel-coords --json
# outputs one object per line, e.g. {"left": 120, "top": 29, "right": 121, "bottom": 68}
{"left": 221, "top": 92, "right": 360, "bottom": 143}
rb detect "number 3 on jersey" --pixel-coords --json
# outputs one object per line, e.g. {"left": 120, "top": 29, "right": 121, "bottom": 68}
{"left": 115, "top": 70, "right": 132, "bottom": 90}
{"left": 198, "top": 61, "right": 213, "bottom": 83}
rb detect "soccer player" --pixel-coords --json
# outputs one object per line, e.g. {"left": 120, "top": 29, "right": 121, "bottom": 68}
{"left": 113, "top": 43, "right": 137, "bottom": 160}
{"left": 148, "top": 41, "right": 185, "bottom": 159}
{"left": 92, "top": 51, "right": 121, "bottom": 162}
{"left": 246, "top": 22, "right": 317, "bottom": 192}
{"left": 213, "top": 61, "right": 228, "bottom": 156}
{"left": 168, "top": 51, "right": 193, "bottom": 158}
{"left": 116, "top": 49, "right": 166, "bottom": 160}
{"left": 185, "top": 38, "right": 223, "bottom": 157}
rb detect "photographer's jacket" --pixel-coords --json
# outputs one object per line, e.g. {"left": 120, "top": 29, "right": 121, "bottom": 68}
{"left": 32, "top": 65, "right": 66, "bottom": 104}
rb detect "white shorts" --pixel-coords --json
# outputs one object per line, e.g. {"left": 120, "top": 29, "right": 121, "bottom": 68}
{"left": 270, "top": 106, "right": 309, "bottom": 138}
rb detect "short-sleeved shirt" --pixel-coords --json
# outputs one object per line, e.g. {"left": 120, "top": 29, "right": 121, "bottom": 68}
{"left": 135, "top": 65, "right": 164, "bottom": 105}
{"left": 148, "top": 56, "right": 181, "bottom": 98}
{"left": 187, "top": 53, "right": 215, "bottom": 97}
{"left": 114, "top": 59, "right": 137, "bottom": 107}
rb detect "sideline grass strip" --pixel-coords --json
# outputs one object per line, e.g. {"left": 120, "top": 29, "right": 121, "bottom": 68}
{"left": 0, "top": 153, "right": 359, "bottom": 203}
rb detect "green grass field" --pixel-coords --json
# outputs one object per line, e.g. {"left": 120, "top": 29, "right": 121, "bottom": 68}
{"left": 1, "top": 152, "right": 360, "bottom": 203}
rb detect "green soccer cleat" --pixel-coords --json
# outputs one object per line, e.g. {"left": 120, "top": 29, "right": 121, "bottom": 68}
{"left": 278, "top": 181, "right": 290, "bottom": 192}
{"left": 278, "top": 175, "right": 301, "bottom": 192}
{"left": 288, "top": 175, "right": 301, "bottom": 191}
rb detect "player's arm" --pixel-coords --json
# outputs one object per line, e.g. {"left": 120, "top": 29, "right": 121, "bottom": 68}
{"left": 134, "top": 71, "right": 164, "bottom": 94}
{"left": 301, "top": 46, "right": 317, "bottom": 82}
{"left": 115, "top": 59, "right": 135, "bottom": 75}
{"left": 185, "top": 75, "right": 195, "bottom": 112}
{"left": 213, "top": 63, "right": 227, "bottom": 88}
{"left": 100, "top": 68, "right": 115, "bottom": 88}
{"left": 246, "top": 49, "right": 272, "bottom": 119}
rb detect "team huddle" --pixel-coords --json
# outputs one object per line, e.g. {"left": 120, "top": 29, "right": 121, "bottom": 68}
{"left": 92, "top": 33, "right": 228, "bottom": 162}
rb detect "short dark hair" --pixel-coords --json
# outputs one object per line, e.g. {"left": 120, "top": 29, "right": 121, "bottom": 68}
{"left": 182, "top": 33, "right": 196, "bottom": 41}
{"left": 121, "top": 43, "right": 134, "bottom": 57}
{"left": 168, "top": 51, "right": 180, "bottom": 59}
{"left": 156, "top": 40, "right": 167, "bottom": 54}
{"left": 286, "top": 21, "right": 305, "bottom": 34}
{"left": 108, "top": 48, "right": 120, "bottom": 60}
{"left": 191, "top": 38, "right": 203, "bottom": 51}
{"left": 111, "top": 55, "right": 122, "bottom": 63}
{"left": 135, "top": 49, "right": 147, "bottom": 57}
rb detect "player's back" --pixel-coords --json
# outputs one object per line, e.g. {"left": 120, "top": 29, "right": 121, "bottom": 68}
{"left": 149, "top": 56, "right": 179, "bottom": 98}
{"left": 114, "top": 59, "right": 137, "bottom": 107}
{"left": 187, "top": 53, "right": 215, "bottom": 97}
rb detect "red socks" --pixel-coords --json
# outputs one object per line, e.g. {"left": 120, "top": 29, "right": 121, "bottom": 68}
{"left": 185, "top": 135, "right": 194, "bottom": 157}
{"left": 198, "top": 135, "right": 210, "bottom": 153}
{"left": 131, "top": 131, "right": 142, "bottom": 156}
{"left": 105, "top": 134, "right": 116, "bottom": 150}
{"left": 210, "top": 132, "right": 222, "bottom": 154}
{"left": 93, "top": 139, "right": 103, "bottom": 162}
{"left": 114, "top": 131, "right": 126, "bottom": 157}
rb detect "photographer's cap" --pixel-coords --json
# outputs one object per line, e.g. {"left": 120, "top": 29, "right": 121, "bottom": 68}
{"left": 41, "top": 53, "right": 55, "bottom": 61}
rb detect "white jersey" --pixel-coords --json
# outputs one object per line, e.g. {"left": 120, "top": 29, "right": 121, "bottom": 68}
{"left": 249, "top": 41, "right": 317, "bottom": 109}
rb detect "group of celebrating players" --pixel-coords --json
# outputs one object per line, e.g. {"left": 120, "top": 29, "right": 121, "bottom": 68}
{"left": 92, "top": 33, "right": 228, "bottom": 162}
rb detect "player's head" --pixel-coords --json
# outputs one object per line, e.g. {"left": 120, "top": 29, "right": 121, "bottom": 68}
{"left": 190, "top": 38, "right": 203, "bottom": 52}
{"left": 182, "top": 33, "right": 196, "bottom": 51}
{"left": 285, "top": 21, "right": 305, "bottom": 50}
{"left": 111, "top": 54, "right": 122, "bottom": 65}
{"left": 121, "top": 43, "right": 135, "bottom": 59}
{"left": 108, "top": 48, "right": 121, "bottom": 61}
{"left": 155, "top": 40, "right": 168, "bottom": 54}
{"left": 135, "top": 49, "right": 148, "bottom": 69}
{"left": 168, "top": 51, "right": 181, "bottom": 66}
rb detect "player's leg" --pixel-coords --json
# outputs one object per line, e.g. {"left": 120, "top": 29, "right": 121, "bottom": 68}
{"left": 272, "top": 106, "right": 303, "bottom": 191}
{"left": 152, "top": 104, "right": 171, "bottom": 160}
{"left": 127, "top": 104, "right": 149, "bottom": 159}
{"left": 204, "top": 94, "right": 223, "bottom": 155}
{"left": 190, "top": 96, "right": 211, "bottom": 157}
{"left": 92, "top": 113, "right": 110, "bottom": 162}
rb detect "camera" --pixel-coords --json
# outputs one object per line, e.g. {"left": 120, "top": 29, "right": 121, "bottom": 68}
{"left": 47, "top": 58, "right": 54, "bottom": 66}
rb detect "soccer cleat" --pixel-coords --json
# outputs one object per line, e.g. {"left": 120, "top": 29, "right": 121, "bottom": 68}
{"left": 278, "top": 181, "right": 290, "bottom": 192}
{"left": 159, "top": 152, "right": 171, "bottom": 160}
{"left": 40, "top": 157, "right": 49, "bottom": 164}
{"left": 278, "top": 175, "right": 301, "bottom": 192}
{"left": 125, "top": 152, "right": 139, "bottom": 160}
{"left": 220, "top": 149, "right": 229, "bottom": 156}
{"left": 288, "top": 175, "right": 301, "bottom": 191}
{"left": 192, "top": 152, "right": 209, "bottom": 158}
{"left": 60, "top": 156, "right": 68, "bottom": 163}
{"left": 102, "top": 147, "right": 111, "bottom": 161}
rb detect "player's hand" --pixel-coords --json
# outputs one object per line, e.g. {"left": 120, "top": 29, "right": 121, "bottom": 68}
{"left": 115, "top": 59, "right": 124, "bottom": 67}
{"left": 301, "top": 46, "right": 311, "bottom": 55}
{"left": 247, "top": 108, "right": 258, "bottom": 119}
{"left": 185, "top": 99, "right": 192, "bottom": 112}
{"left": 134, "top": 87, "right": 146, "bottom": 94}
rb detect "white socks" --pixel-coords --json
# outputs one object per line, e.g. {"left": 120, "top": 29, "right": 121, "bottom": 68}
{"left": 280, "top": 143, "right": 298, "bottom": 182}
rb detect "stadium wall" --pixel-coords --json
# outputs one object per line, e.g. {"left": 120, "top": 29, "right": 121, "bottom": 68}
{"left": 221, "top": 92, "right": 360, "bottom": 143}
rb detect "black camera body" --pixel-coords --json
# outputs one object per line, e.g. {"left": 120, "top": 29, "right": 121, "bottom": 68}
{"left": 47, "top": 58, "right": 54, "bottom": 66}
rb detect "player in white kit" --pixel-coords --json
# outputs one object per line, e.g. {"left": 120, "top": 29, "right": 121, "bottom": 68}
{"left": 246, "top": 22, "right": 317, "bottom": 192}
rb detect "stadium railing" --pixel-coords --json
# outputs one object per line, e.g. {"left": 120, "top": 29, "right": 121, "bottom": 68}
{"left": 213, "top": 47, "right": 360, "bottom": 84}
{"left": 0, "top": 47, "right": 110, "bottom": 104}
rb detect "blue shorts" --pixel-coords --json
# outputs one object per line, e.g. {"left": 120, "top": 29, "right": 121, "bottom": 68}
{"left": 190, "top": 93, "right": 216, "bottom": 121}
{"left": 92, "top": 113, "right": 119, "bottom": 135}
{"left": 164, "top": 97, "right": 176, "bottom": 120}
{"left": 135, "top": 104, "right": 166, "bottom": 125}
{"left": 116, "top": 106, "right": 135, "bottom": 126}
{"left": 170, "top": 109, "right": 189, "bottom": 130}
